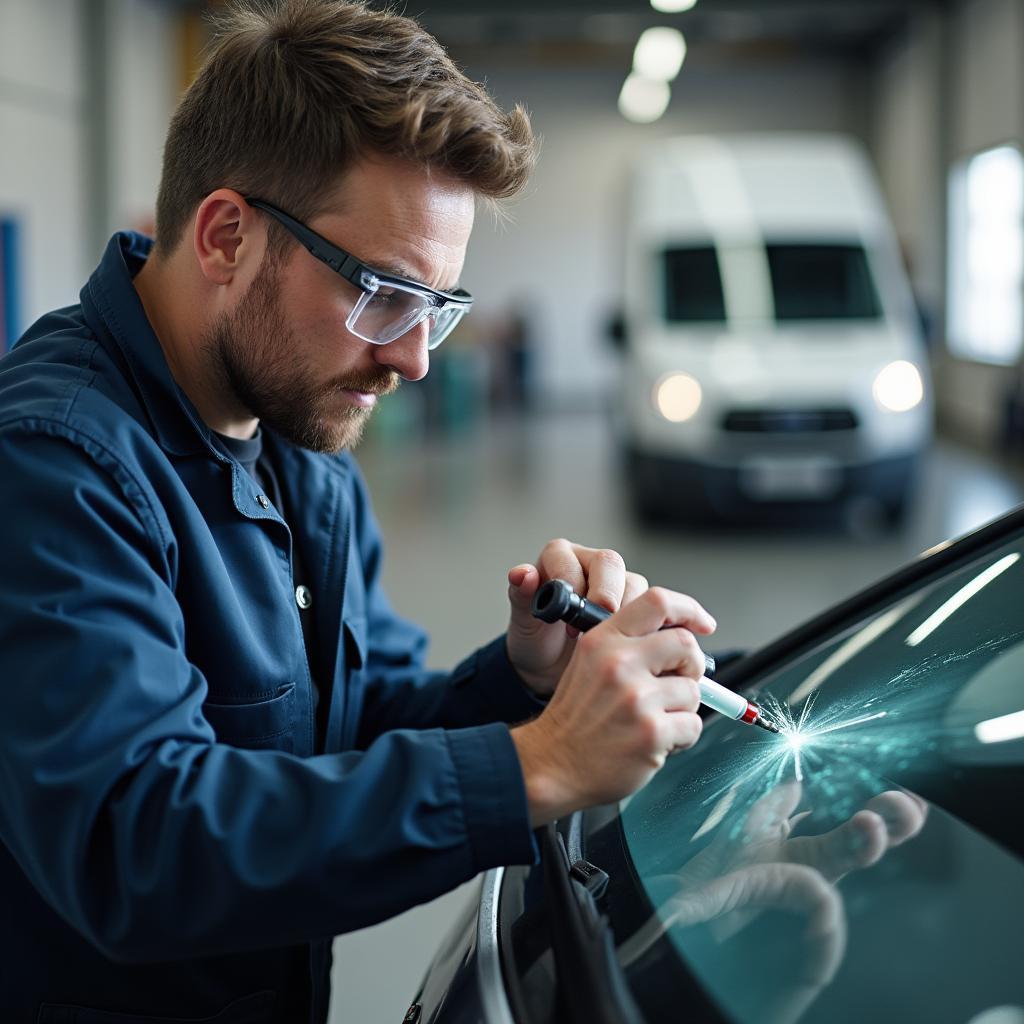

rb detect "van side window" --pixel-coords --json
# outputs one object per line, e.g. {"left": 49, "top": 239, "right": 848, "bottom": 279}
{"left": 767, "top": 243, "right": 882, "bottom": 321}
{"left": 663, "top": 247, "right": 726, "bottom": 323}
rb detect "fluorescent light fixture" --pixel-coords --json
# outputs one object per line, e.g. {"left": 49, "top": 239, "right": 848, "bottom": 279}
{"left": 651, "top": 0, "right": 698, "bottom": 12}
{"left": 619, "top": 73, "right": 671, "bottom": 124}
{"left": 872, "top": 360, "right": 924, "bottom": 413}
{"left": 905, "top": 552, "right": 1020, "bottom": 647}
{"left": 633, "top": 27, "right": 687, "bottom": 82}
{"left": 653, "top": 371, "right": 701, "bottom": 422}
{"left": 975, "top": 708, "right": 1024, "bottom": 744}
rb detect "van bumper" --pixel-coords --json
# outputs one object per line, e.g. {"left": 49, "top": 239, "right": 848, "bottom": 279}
{"left": 625, "top": 448, "right": 920, "bottom": 522}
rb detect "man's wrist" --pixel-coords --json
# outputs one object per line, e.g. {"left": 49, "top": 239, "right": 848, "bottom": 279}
{"left": 510, "top": 721, "right": 577, "bottom": 828}
{"left": 504, "top": 638, "right": 554, "bottom": 700}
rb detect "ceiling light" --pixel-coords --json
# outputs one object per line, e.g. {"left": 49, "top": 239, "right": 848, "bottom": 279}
{"left": 651, "top": 0, "right": 698, "bottom": 12}
{"left": 633, "top": 26, "right": 687, "bottom": 82}
{"left": 905, "top": 553, "right": 1020, "bottom": 647}
{"left": 975, "top": 708, "right": 1024, "bottom": 745}
{"left": 618, "top": 73, "right": 671, "bottom": 124}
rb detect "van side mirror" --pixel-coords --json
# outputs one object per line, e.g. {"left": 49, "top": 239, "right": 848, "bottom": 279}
{"left": 607, "top": 310, "right": 627, "bottom": 351}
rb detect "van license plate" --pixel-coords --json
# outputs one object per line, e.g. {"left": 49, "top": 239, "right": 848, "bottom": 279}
{"left": 739, "top": 456, "right": 841, "bottom": 500}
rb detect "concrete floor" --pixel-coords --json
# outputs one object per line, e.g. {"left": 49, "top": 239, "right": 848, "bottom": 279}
{"left": 328, "top": 410, "right": 1024, "bottom": 1023}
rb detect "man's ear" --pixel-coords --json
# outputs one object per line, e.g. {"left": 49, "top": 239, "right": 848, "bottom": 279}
{"left": 192, "top": 189, "right": 264, "bottom": 286}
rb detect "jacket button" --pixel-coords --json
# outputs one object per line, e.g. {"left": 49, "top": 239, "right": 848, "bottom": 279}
{"left": 256, "top": 494, "right": 270, "bottom": 509}
{"left": 295, "top": 585, "right": 313, "bottom": 610}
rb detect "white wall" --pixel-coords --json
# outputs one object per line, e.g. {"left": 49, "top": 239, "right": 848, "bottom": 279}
{"left": 869, "top": 12, "right": 944, "bottom": 314}
{"left": 0, "top": 0, "right": 176, "bottom": 332}
{"left": 105, "top": 0, "right": 177, "bottom": 239}
{"left": 870, "top": 0, "right": 1024, "bottom": 444}
{"left": 0, "top": 0, "right": 87, "bottom": 327}
{"left": 940, "top": 0, "right": 1024, "bottom": 443}
{"left": 463, "top": 56, "right": 869, "bottom": 407}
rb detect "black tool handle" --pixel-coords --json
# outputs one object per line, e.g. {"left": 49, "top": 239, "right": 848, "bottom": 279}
{"left": 532, "top": 578, "right": 610, "bottom": 630}
{"left": 531, "top": 578, "right": 716, "bottom": 677}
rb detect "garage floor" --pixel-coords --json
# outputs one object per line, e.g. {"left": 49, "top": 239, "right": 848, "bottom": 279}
{"left": 329, "top": 409, "right": 1024, "bottom": 1023}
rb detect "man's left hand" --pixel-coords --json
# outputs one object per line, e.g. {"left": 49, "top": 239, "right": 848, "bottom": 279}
{"left": 505, "top": 538, "right": 652, "bottom": 697}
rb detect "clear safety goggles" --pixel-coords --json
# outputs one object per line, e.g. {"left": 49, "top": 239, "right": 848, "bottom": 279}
{"left": 246, "top": 197, "right": 473, "bottom": 350}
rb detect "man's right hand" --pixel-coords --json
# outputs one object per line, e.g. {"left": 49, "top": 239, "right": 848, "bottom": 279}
{"left": 510, "top": 586, "right": 715, "bottom": 826}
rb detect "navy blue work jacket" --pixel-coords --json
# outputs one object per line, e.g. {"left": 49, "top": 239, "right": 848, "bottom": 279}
{"left": 0, "top": 233, "right": 540, "bottom": 1023}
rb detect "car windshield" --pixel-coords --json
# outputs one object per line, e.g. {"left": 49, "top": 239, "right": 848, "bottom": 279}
{"left": 767, "top": 242, "right": 882, "bottom": 320}
{"left": 616, "top": 530, "right": 1024, "bottom": 1024}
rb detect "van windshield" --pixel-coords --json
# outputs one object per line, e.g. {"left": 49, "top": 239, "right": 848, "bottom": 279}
{"left": 767, "top": 243, "right": 882, "bottom": 320}
{"left": 663, "top": 247, "right": 727, "bottom": 323}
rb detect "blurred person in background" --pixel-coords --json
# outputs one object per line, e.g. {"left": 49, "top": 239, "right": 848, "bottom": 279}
{"left": 0, "top": 1, "right": 713, "bottom": 1019}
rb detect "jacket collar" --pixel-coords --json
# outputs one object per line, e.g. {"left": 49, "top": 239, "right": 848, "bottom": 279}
{"left": 82, "top": 231, "right": 216, "bottom": 457}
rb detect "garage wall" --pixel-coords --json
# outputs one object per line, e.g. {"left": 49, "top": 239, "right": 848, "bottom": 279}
{"left": 870, "top": 0, "right": 1024, "bottom": 444}
{"left": 104, "top": 0, "right": 178, "bottom": 242}
{"left": 462, "top": 56, "right": 870, "bottom": 407}
{"left": 868, "top": 12, "right": 944, "bottom": 318}
{"left": 0, "top": 0, "right": 88, "bottom": 331}
{"left": 0, "top": 0, "right": 177, "bottom": 331}
{"left": 941, "top": 0, "right": 1024, "bottom": 444}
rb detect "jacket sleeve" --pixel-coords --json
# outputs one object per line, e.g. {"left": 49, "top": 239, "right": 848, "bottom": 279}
{"left": 0, "top": 425, "right": 537, "bottom": 964}
{"left": 344, "top": 457, "right": 549, "bottom": 749}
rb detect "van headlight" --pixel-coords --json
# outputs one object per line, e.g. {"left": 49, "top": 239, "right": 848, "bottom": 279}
{"left": 872, "top": 361, "right": 924, "bottom": 413}
{"left": 653, "top": 372, "right": 702, "bottom": 422}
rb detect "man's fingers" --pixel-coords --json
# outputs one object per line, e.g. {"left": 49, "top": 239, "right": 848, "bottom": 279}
{"left": 663, "top": 709, "right": 703, "bottom": 752}
{"left": 614, "top": 586, "right": 717, "bottom": 638}
{"left": 535, "top": 539, "right": 627, "bottom": 613}
{"left": 656, "top": 675, "right": 701, "bottom": 713}
{"left": 581, "top": 547, "right": 627, "bottom": 614}
{"left": 864, "top": 790, "right": 928, "bottom": 844}
{"left": 621, "top": 571, "right": 649, "bottom": 607}
{"left": 534, "top": 539, "right": 588, "bottom": 601}
{"left": 744, "top": 779, "right": 804, "bottom": 839}
{"left": 665, "top": 863, "right": 846, "bottom": 985}
{"left": 785, "top": 810, "right": 889, "bottom": 881}
{"left": 636, "top": 626, "right": 708, "bottom": 678}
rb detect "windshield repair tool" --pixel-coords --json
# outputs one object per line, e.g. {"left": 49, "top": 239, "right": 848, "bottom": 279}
{"left": 532, "top": 578, "right": 780, "bottom": 734}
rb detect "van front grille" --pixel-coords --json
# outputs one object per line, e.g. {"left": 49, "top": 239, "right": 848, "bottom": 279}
{"left": 722, "top": 408, "right": 859, "bottom": 433}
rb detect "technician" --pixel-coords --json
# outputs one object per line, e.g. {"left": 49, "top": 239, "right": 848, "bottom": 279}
{"left": 0, "top": 1, "right": 714, "bottom": 1019}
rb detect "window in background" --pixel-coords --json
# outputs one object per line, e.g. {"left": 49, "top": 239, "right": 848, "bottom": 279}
{"left": 948, "top": 144, "right": 1024, "bottom": 365}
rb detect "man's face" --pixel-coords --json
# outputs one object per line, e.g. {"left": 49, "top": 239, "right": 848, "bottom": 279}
{"left": 205, "top": 157, "right": 476, "bottom": 452}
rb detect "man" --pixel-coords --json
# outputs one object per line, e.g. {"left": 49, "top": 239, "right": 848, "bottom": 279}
{"left": 0, "top": 1, "right": 714, "bottom": 1019}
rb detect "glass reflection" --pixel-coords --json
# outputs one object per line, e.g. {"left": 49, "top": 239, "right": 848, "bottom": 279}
{"left": 619, "top": 538, "right": 1024, "bottom": 1023}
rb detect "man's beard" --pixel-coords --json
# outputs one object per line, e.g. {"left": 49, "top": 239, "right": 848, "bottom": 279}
{"left": 202, "top": 255, "right": 399, "bottom": 453}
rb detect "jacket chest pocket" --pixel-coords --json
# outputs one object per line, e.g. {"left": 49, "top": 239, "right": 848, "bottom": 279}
{"left": 342, "top": 615, "right": 367, "bottom": 672}
{"left": 202, "top": 683, "right": 297, "bottom": 752}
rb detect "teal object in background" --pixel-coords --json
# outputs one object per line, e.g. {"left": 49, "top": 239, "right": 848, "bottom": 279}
{"left": 1, "top": 218, "right": 22, "bottom": 352}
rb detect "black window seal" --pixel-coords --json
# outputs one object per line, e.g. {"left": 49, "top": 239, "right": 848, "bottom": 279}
{"left": 538, "top": 823, "right": 645, "bottom": 1024}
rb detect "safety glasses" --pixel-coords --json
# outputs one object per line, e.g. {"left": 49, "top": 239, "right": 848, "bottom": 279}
{"left": 246, "top": 197, "right": 473, "bottom": 350}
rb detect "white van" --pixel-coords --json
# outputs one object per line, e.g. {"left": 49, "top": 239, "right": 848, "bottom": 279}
{"left": 616, "top": 133, "right": 932, "bottom": 524}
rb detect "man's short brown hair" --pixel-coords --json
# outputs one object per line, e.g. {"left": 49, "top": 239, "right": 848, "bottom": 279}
{"left": 154, "top": 0, "right": 537, "bottom": 255}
